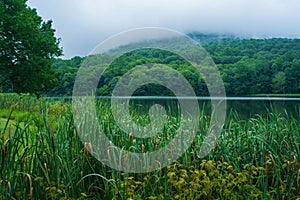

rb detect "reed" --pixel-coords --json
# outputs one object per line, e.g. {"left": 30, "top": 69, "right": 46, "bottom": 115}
{"left": 0, "top": 95, "right": 299, "bottom": 199}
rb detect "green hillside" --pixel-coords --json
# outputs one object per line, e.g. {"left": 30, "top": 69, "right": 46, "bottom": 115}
{"left": 12, "top": 34, "right": 299, "bottom": 97}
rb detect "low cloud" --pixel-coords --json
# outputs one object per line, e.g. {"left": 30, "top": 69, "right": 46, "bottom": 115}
{"left": 28, "top": 0, "right": 300, "bottom": 58}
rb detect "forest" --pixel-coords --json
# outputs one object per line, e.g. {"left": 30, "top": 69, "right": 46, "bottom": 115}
{"left": 45, "top": 34, "right": 300, "bottom": 97}
{"left": 1, "top": 1, "right": 300, "bottom": 199}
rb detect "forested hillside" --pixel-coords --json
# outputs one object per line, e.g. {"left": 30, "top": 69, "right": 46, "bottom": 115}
{"left": 46, "top": 35, "right": 300, "bottom": 96}
{"left": 202, "top": 38, "right": 300, "bottom": 95}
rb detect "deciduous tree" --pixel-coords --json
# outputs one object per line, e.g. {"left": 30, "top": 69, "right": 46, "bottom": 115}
{"left": 0, "top": 0, "right": 62, "bottom": 94}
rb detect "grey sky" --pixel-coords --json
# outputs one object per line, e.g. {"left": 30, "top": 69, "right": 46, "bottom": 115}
{"left": 27, "top": 0, "right": 300, "bottom": 58}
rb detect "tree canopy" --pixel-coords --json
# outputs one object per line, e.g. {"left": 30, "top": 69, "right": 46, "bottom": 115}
{"left": 202, "top": 38, "right": 300, "bottom": 95}
{"left": 0, "top": 0, "right": 62, "bottom": 94}
{"left": 48, "top": 36, "right": 300, "bottom": 97}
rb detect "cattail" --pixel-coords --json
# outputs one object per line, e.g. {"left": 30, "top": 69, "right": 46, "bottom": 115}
{"left": 8, "top": 181, "right": 11, "bottom": 193}
{"left": 155, "top": 137, "right": 159, "bottom": 150}
{"left": 129, "top": 132, "right": 134, "bottom": 144}
{"left": 83, "top": 142, "right": 89, "bottom": 155}
{"left": 44, "top": 163, "right": 48, "bottom": 173}
{"left": 83, "top": 142, "right": 93, "bottom": 155}
{"left": 156, "top": 160, "right": 162, "bottom": 176}
{"left": 25, "top": 173, "right": 33, "bottom": 199}
{"left": 142, "top": 144, "right": 145, "bottom": 153}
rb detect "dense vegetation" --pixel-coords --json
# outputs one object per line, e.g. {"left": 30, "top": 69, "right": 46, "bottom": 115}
{"left": 201, "top": 37, "right": 300, "bottom": 95}
{"left": 1, "top": 1, "right": 299, "bottom": 200}
{"left": 0, "top": 94, "right": 299, "bottom": 199}
{"left": 0, "top": 0, "right": 62, "bottom": 94}
{"left": 44, "top": 35, "right": 300, "bottom": 97}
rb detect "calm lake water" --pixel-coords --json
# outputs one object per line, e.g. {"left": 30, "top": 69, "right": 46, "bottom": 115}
{"left": 57, "top": 96, "right": 300, "bottom": 119}
{"left": 107, "top": 96, "right": 300, "bottom": 119}
{"left": 226, "top": 97, "right": 300, "bottom": 119}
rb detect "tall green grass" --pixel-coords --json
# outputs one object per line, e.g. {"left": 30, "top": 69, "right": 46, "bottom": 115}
{"left": 0, "top": 93, "right": 47, "bottom": 113}
{"left": 0, "top": 94, "right": 299, "bottom": 199}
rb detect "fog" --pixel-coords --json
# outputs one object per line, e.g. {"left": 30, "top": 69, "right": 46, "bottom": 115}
{"left": 27, "top": 0, "right": 300, "bottom": 58}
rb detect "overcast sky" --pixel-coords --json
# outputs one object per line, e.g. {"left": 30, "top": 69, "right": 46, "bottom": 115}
{"left": 27, "top": 0, "right": 300, "bottom": 59}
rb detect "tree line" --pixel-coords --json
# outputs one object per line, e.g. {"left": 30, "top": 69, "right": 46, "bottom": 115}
{"left": 1, "top": 0, "right": 299, "bottom": 96}
{"left": 46, "top": 37, "right": 300, "bottom": 97}
{"left": 202, "top": 38, "right": 300, "bottom": 95}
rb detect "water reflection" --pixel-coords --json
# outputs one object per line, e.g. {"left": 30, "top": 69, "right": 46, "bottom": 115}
{"left": 122, "top": 96, "right": 300, "bottom": 119}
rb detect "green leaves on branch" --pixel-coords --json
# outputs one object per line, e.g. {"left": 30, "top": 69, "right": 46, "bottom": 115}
{"left": 0, "top": 0, "right": 62, "bottom": 94}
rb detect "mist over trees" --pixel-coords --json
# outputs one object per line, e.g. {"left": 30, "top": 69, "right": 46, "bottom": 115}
{"left": 0, "top": 0, "right": 299, "bottom": 96}
{"left": 1, "top": 3, "right": 299, "bottom": 97}
{"left": 46, "top": 36, "right": 300, "bottom": 97}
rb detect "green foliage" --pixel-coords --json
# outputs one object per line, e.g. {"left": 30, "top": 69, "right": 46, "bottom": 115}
{"left": 272, "top": 71, "right": 286, "bottom": 93}
{"left": 0, "top": 95, "right": 299, "bottom": 199}
{"left": 0, "top": 93, "right": 46, "bottom": 112}
{"left": 203, "top": 38, "right": 300, "bottom": 95}
{"left": 47, "top": 56, "right": 84, "bottom": 96}
{"left": 45, "top": 36, "right": 300, "bottom": 97}
{"left": 0, "top": 0, "right": 62, "bottom": 94}
{"left": 118, "top": 160, "right": 265, "bottom": 199}
{"left": 96, "top": 48, "right": 206, "bottom": 96}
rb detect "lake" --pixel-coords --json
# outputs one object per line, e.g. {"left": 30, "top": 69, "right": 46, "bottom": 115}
{"left": 104, "top": 96, "right": 300, "bottom": 120}
{"left": 49, "top": 96, "right": 300, "bottom": 119}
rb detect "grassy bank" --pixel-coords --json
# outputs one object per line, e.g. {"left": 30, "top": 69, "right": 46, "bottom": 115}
{"left": 0, "top": 94, "right": 299, "bottom": 199}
